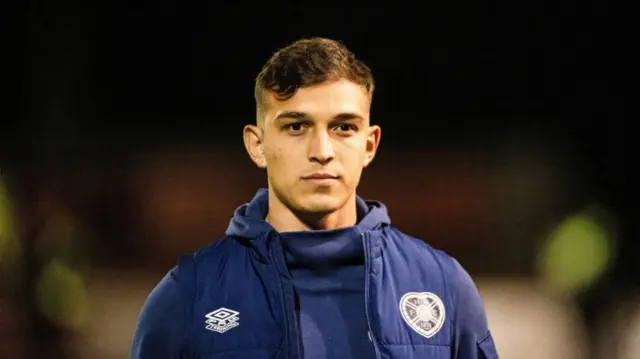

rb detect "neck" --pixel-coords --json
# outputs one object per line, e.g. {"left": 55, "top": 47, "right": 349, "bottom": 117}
{"left": 266, "top": 191, "right": 358, "bottom": 232}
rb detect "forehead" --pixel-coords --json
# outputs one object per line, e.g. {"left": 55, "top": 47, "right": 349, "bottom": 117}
{"left": 264, "top": 79, "right": 370, "bottom": 123}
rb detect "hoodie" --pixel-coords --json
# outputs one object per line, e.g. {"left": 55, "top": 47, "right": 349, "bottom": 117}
{"left": 228, "top": 189, "right": 388, "bottom": 358}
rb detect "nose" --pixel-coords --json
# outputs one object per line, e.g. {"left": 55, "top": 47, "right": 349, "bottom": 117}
{"left": 308, "top": 129, "right": 335, "bottom": 164}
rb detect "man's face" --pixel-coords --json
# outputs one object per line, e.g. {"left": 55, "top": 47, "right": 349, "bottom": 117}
{"left": 251, "top": 79, "right": 380, "bottom": 216}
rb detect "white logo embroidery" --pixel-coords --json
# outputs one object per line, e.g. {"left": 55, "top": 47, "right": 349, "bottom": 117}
{"left": 399, "top": 292, "right": 445, "bottom": 338}
{"left": 205, "top": 308, "right": 240, "bottom": 333}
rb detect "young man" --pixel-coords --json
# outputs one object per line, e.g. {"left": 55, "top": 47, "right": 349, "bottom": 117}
{"left": 131, "top": 37, "right": 500, "bottom": 359}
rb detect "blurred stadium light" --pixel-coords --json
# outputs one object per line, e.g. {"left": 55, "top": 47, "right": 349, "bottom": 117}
{"left": 537, "top": 205, "right": 616, "bottom": 295}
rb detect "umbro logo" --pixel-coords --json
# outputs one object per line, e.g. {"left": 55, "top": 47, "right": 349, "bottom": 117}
{"left": 205, "top": 307, "right": 240, "bottom": 333}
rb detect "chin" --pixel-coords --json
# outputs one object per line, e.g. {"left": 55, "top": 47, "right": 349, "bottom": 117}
{"left": 297, "top": 192, "right": 344, "bottom": 214}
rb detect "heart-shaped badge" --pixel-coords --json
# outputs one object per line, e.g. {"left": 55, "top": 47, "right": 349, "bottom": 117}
{"left": 399, "top": 292, "right": 446, "bottom": 338}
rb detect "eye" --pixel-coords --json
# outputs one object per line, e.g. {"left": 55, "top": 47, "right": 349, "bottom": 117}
{"left": 284, "top": 122, "right": 305, "bottom": 135}
{"left": 335, "top": 123, "right": 357, "bottom": 133}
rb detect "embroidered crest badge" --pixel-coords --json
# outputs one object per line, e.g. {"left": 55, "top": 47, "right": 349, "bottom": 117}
{"left": 399, "top": 292, "right": 445, "bottom": 338}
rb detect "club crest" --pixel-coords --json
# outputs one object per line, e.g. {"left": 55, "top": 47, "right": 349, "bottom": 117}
{"left": 399, "top": 292, "right": 445, "bottom": 338}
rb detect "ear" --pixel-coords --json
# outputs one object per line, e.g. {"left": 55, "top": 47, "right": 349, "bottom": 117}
{"left": 243, "top": 124, "right": 267, "bottom": 168}
{"left": 363, "top": 125, "right": 381, "bottom": 168}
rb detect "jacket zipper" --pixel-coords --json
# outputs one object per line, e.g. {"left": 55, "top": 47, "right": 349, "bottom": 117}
{"left": 363, "top": 232, "right": 382, "bottom": 359}
{"left": 269, "top": 236, "right": 291, "bottom": 359}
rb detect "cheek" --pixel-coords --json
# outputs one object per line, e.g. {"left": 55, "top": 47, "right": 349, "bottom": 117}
{"left": 265, "top": 146, "right": 297, "bottom": 183}
{"left": 338, "top": 146, "right": 367, "bottom": 183}
{"left": 265, "top": 147, "right": 280, "bottom": 162}
{"left": 339, "top": 142, "right": 367, "bottom": 166}
{"left": 264, "top": 149, "right": 282, "bottom": 173}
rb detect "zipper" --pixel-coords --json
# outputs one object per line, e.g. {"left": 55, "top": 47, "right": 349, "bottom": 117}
{"left": 363, "top": 232, "right": 382, "bottom": 359}
{"left": 268, "top": 235, "right": 291, "bottom": 359}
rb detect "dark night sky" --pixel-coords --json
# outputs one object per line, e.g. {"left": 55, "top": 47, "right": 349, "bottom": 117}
{"left": 90, "top": 1, "right": 617, "bottom": 140}
{"left": 3, "top": 1, "right": 621, "bottom": 150}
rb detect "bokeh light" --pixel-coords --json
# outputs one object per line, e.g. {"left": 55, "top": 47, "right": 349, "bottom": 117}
{"left": 537, "top": 205, "right": 615, "bottom": 294}
{"left": 35, "top": 258, "right": 89, "bottom": 331}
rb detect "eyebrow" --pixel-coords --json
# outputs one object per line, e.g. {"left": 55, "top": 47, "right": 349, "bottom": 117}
{"left": 274, "top": 111, "right": 308, "bottom": 121}
{"left": 273, "top": 111, "right": 365, "bottom": 123}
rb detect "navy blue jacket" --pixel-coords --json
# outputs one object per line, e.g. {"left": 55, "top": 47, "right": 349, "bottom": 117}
{"left": 131, "top": 189, "right": 499, "bottom": 359}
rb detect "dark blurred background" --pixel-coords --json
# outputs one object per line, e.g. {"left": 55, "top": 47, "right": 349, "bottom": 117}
{"left": 0, "top": 1, "right": 630, "bottom": 358}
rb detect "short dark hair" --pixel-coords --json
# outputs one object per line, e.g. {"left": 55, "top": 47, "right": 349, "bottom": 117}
{"left": 254, "top": 37, "right": 374, "bottom": 122}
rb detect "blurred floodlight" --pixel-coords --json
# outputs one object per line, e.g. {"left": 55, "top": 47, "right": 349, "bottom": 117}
{"left": 537, "top": 205, "right": 614, "bottom": 294}
{"left": 35, "top": 259, "right": 89, "bottom": 330}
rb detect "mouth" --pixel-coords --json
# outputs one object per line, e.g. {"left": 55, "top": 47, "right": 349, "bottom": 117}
{"left": 302, "top": 173, "right": 339, "bottom": 180}
{"left": 301, "top": 173, "right": 340, "bottom": 186}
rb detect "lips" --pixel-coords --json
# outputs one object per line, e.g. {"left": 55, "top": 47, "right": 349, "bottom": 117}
{"left": 301, "top": 173, "right": 339, "bottom": 180}
{"left": 301, "top": 173, "right": 340, "bottom": 187}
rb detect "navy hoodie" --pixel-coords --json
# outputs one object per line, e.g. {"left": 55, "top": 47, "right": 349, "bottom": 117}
{"left": 277, "top": 195, "right": 384, "bottom": 358}
{"left": 131, "top": 189, "right": 500, "bottom": 359}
